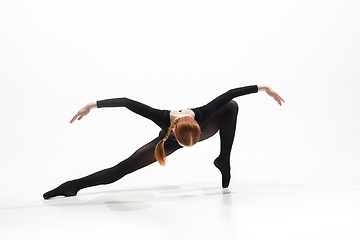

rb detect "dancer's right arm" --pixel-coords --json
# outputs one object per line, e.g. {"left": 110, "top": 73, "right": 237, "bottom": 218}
{"left": 70, "top": 98, "right": 170, "bottom": 130}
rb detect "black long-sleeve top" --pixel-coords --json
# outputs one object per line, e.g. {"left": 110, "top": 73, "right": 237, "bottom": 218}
{"left": 97, "top": 85, "right": 258, "bottom": 132}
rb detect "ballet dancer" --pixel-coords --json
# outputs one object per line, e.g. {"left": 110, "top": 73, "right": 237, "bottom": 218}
{"left": 43, "top": 85, "right": 284, "bottom": 199}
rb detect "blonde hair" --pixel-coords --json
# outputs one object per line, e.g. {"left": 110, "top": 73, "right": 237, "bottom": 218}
{"left": 155, "top": 116, "right": 201, "bottom": 166}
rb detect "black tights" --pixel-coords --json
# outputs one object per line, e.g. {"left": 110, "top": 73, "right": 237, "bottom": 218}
{"left": 43, "top": 101, "right": 239, "bottom": 199}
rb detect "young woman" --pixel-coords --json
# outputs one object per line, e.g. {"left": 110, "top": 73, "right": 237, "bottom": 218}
{"left": 43, "top": 85, "right": 284, "bottom": 200}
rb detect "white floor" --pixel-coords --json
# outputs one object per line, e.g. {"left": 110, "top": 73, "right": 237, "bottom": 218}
{"left": 1, "top": 144, "right": 359, "bottom": 240}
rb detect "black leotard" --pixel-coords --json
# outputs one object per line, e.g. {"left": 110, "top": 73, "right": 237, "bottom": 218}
{"left": 97, "top": 85, "right": 258, "bottom": 132}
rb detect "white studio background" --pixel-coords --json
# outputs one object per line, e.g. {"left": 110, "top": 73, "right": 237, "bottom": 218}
{"left": 0, "top": 0, "right": 358, "bottom": 160}
{"left": 0, "top": 0, "right": 360, "bottom": 239}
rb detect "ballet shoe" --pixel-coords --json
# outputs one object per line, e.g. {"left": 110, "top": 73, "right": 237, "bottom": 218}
{"left": 43, "top": 181, "right": 78, "bottom": 200}
{"left": 214, "top": 157, "right": 231, "bottom": 188}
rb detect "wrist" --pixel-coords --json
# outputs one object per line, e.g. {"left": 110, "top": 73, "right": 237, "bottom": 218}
{"left": 87, "top": 102, "right": 98, "bottom": 109}
{"left": 257, "top": 85, "right": 269, "bottom": 92}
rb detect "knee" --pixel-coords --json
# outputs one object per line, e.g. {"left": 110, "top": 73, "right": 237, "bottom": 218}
{"left": 227, "top": 100, "right": 239, "bottom": 115}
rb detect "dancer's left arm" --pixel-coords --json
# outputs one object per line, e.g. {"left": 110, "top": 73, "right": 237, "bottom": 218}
{"left": 192, "top": 85, "right": 284, "bottom": 127}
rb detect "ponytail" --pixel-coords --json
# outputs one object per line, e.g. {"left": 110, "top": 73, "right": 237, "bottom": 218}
{"left": 155, "top": 118, "right": 181, "bottom": 166}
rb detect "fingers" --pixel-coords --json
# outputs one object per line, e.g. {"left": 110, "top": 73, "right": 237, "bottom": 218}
{"left": 267, "top": 89, "right": 285, "bottom": 106}
{"left": 70, "top": 115, "right": 77, "bottom": 123}
{"left": 70, "top": 107, "right": 90, "bottom": 123}
{"left": 70, "top": 112, "right": 80, "bottom": 124}
{"left": 275, "top": 97, "right": 281, "bottom": 106}
{"left": 274, "top": 94, "right": 285, "bottom": 106}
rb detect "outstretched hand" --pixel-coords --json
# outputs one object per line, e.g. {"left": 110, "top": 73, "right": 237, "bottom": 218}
{"left": 70, "top": 102, "right": 97, "bottom": 124}
{"left": 266, "top": 87, "right": 285, "bottom": 106}
{"left": 70, "top": 106, "right": 91, "bottom": 123}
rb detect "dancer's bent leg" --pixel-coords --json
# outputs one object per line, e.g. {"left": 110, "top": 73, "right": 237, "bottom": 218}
{"left": 198, "top": 100, "right": 239, "bottom": 188}
{"left": 43, "top": 137, "right": 181, "bottom": 199}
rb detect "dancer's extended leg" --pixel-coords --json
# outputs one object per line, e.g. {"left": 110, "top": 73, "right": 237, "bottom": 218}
{"left": 198, "top": 100, "right": 239, "bottom": 188}
{"left": 43, "top": 137, "right": 181, "bottom": 199}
